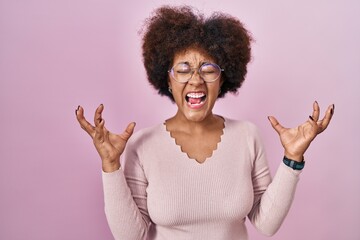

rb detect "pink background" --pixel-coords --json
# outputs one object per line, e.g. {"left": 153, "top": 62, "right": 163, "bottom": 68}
{"left": 1, "top": 0, "right": 359, "bottom": 239}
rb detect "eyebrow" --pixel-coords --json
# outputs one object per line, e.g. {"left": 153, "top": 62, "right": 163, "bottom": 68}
{"left": 177, "top": 61, "right": 212, "bottom": 67}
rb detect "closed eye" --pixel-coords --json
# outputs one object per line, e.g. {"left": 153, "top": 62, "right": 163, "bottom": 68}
{"left": 176, "top": 70, "right": 191, "bottom": 74}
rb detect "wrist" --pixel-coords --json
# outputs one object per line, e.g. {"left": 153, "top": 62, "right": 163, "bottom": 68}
{"left": 284, "top": 152, "right": 304, "bottom": 162}
{"left": 102, "top": 161, "right": 121, "bottom": 173}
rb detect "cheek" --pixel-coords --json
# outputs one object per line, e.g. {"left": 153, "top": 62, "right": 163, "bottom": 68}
{"left": 209, "top": 84, "right": 221, "bottom": 96}
{"left": 172, "top": 85, "right": 185, "bottom": 100}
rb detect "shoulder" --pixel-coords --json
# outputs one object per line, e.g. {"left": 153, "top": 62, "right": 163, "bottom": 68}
{"left": 223, "top": 117, "right": 260, "bottom": 135}
{"left": 123, "top": 123, "right": 166, "bottom": 164}
{"left": 128, "top": 123, "right": 164, "bottom": 143}
{"left": 223, "top": 118, "right": 266, "bottom": 161}
{"left": 223, "top": 117, "right": 263, "bottom": 148}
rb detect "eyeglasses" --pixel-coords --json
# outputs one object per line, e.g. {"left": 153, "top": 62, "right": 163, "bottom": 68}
{"left": 168, "top": 62, "right": 224, "bottom": 83}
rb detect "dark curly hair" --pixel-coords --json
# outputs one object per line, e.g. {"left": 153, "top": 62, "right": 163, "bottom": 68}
{"left": 141, "top": 5, "right": 253, "bottom": 101}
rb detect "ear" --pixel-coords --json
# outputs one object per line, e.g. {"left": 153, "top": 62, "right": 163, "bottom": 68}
{"left": 167, "top": 77, "right": 174, "bottom": 95}
{"left": 168, "top": 78, "right": 172, "bottom": 89}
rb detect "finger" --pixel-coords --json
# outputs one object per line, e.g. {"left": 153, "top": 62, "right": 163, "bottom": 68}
{"left": 317, "top": 104, "right": 335, "bottom": 133}
{"left": 308, "top": 115, "right": 319, "bottom": 135}
{"left": 94, "top": 104, "right": 104, "bottom": 127}
{"left": 75, "top": 106, "right": 95, "bottom": 137}
{"left": 267, "top": 116, "right": 286, "bottom": 135}
{"left": 94, "top": 118, "right": 106, "bottom": 143}
{"left": 120, "top": 122, "right": 136, "bottom": 142}
{"left": 311, "top": 101, "right": 320, "bottom": 122}
{"left": 104, "top": 125, "right": 110, "bottom": 142}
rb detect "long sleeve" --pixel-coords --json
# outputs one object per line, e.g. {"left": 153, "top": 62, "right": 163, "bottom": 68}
{"left": 247, "top": 124, "right": 301, "bottom": 236}
{"left": 102, "top": 135, "right": 151, "bottom": 240}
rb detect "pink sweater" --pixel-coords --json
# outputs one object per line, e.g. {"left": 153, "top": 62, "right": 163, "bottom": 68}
{"left": 102, "top": 118, "right": 301, "bottom": 240}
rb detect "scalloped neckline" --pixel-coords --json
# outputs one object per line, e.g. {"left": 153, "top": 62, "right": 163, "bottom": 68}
{"left": 163, "top": 117, "right": 225, "bottom": 164}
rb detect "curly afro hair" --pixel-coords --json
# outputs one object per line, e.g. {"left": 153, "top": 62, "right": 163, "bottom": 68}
{"left": 141, "top": 5, "right": 253, "bottom": 101}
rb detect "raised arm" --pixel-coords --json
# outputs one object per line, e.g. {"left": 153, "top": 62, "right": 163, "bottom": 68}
{"left": 76, "top": 105, "right": 150, "bottom": 240}
{"left": 248, "top": 102, "right": 334, "bottom": 236}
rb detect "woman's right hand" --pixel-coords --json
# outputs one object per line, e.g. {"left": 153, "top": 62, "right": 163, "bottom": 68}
{"left": 75, "top": 104, "right": 136, "bottom": 172}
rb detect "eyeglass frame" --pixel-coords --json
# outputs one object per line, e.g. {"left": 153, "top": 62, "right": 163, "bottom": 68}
{"left": 168, "top": 62, "right": 224, "bottom": 83}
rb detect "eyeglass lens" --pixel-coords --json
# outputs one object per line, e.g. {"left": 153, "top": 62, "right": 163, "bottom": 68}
{"left": 171, "top": 63, "right": 222, "bottom": 83}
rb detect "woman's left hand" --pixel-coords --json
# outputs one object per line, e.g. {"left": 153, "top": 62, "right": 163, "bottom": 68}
{"left": 268, "top": 101, "right": 334, "bottom": 161}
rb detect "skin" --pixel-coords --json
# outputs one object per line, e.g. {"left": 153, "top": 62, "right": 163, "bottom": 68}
{"left": 164, "top": 48, "right": 226, "bottom": 162}
{"left": 75, "top": 48, "right": 334, "bottom": 171}
{"left": 75, "top": 104, "right": 135, "bottom": 172}
{"left": 167, "top": 48, "right": 223, "bottom": 124}
{"left": 268, "top": 101, "right": 334, "bottom": 161}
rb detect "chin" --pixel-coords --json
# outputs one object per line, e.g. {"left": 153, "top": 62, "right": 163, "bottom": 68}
{"left": 184, "top": 108, "right": 212, "bottom": 122}
{"left": 176, "top": 94, "right": 216, "bottom": 122}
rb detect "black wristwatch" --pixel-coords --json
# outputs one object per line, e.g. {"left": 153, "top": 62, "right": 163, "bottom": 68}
{"left": 283, "top": 156, "right": 305, "bottom": 170}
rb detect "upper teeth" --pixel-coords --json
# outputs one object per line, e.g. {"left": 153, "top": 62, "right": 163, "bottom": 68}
{"left": 187, "top": 92, "right": 205, "bottom": 98}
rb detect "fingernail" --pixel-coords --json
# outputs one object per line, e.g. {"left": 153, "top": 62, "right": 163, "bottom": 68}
{"left": 315, "top": 100, "right": 318, "bottom": 104}
{"left": 75, "top": 105, "right": 80, "bottom": 115}
{"left": 267, "top": 116, "right": 271, "bottom": 121}
{"left": 331, "top": 104, "right": 335, "bottom": 115}
{"left": 309, "top": 115, "right": 314, "bottom": 121}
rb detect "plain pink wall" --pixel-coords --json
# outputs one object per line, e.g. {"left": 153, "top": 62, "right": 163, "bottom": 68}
{"left": 1, "top": 0, "right": 359, "bottom": 239}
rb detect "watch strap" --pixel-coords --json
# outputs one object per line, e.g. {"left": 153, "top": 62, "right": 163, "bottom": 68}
{"left": 283, "top": 156, "right": 305, "bottom": 170}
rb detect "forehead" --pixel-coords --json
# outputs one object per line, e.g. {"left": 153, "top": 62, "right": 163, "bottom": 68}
{"left": 173, "top": 48, "right": 215, "bottom": 65}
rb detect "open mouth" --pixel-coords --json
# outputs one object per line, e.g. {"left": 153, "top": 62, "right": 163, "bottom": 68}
{"left": 185, "top": 92, "right": 207, "bottom": 106}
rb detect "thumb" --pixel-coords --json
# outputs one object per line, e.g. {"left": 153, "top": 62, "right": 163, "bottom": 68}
{"left": 267, "top": 116, "right": 285, "bottom": 135}
{"left": 121, "top": 122, "right": 136, "bottom": 142}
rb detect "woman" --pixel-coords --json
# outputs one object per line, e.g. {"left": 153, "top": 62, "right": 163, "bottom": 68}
{"left": 75, "top": 6, "right": 334, "bottom": 240}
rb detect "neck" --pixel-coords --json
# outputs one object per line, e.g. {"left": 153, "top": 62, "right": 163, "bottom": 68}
{"left": 167, "top": 111, "right": 220, "bottom": 133}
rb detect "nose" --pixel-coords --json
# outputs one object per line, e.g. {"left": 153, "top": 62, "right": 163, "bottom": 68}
{"left": 188, "top": 69, "right": 204, "bottom": 86}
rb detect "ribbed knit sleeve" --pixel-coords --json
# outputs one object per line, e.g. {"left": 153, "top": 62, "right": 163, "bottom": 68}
{"left": 102, "top": 134, "right": 151, "bottom": 240}
{"left": 247, "top": 124, "right": 301, "bottom": 236}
